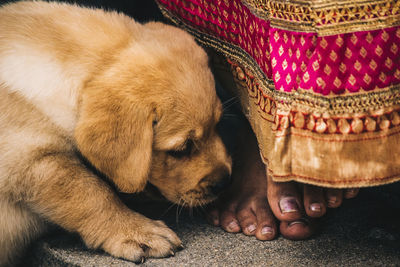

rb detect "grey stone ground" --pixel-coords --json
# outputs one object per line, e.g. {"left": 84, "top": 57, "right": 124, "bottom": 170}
{"left": 22, "top": 183, "right": 400, "bottom": 267}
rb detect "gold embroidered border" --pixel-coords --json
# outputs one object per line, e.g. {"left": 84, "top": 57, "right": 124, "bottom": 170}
{"left": 230, "top": 60, "right": 400, "bottom": 135}
{"left": 242, "top": 0, "right": 400, "bottom": 36}
{"left": 240, "top": 0, "right": 270, "bottom": 21}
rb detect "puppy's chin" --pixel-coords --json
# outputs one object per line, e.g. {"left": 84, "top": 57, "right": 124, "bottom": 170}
{"left": 174, "top": 191, "right": 218, "bottom": 208}
{"left": 144, "top": 183, "right": 218, "bottom": 207}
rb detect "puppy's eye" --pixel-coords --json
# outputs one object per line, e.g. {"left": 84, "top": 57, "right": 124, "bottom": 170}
{"left": 167, "top": 140, "right": 193, "bottom": 158}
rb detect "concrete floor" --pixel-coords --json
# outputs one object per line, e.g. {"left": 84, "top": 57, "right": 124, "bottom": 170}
{"left": 22, "top": 183, "right": 400, "bottom": 267}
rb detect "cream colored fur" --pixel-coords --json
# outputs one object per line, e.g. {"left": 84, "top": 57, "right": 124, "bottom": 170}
{"left": 0, "top": 1, "right": 231, "bottom": 265}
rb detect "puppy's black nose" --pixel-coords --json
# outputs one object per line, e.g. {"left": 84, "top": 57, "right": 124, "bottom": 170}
{"left": 210, "top": 175, "right": 231, "bottom": 195}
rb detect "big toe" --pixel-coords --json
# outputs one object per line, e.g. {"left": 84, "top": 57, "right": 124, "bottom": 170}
{"left": 267, "top": 176, "right": 303, "bottom": 222}
{"left": 280, "top": 218, "right": 315, "bottom": 240}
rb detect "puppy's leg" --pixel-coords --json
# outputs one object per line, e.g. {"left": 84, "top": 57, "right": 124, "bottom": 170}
{"left": 0, "top": 198, "right": 45, "bottom": 267}
{"left": 25, "top": 151, "right": 182, "bottom": 262}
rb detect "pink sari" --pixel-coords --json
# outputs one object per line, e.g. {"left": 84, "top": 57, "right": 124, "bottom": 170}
{"left": 156, "top": 0, "right": 400, "bottom": 188}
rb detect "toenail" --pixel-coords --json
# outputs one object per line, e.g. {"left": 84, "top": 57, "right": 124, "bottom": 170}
{"left": 288, "top": 218, "right": 309, "bottom": 227}
{"left": 347, "top": 189, "right": 357, "bottom": 195}
{"left": 227, "top": 221, "right": 239, "bottom": 231}
{"left": 310, "top": 203, "right": 322, "bottom": 212}
{"left": 247, "top": 224, "right": 256, "bottom": 233}
{"left": 328, "top": 197, "right": 337, "bottom": 205}
{"left": 261, "top": 226, "right": 274, "bottom": 235}
{"left": 279, "top": 197, "right": 299, "bottom": 213}
{"left": 288, "top": 220, "right": 304, "bottom": 227}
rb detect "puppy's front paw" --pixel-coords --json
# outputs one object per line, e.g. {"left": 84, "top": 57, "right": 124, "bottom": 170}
{"left": 100, "top": 217, "right": 182, "bottom": 262}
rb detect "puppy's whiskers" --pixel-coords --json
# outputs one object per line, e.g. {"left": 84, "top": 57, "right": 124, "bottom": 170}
{"left": 161, "top": 202, "right": 177, "bottom": 218}
{"left": 178, "top": 200, "right": 186, "bottom": 219}
{"left": 175, "top": 198, "right": 183, "bottom": 224}
{"left": 222, "top": 113, "right": 238, "bottom": 117}
{"left": 188, "top": 199, "right": 194, "bottom": 219}
{"left": 196, "top": 202, "right": 205, "bottom": 213}
{"left": 222, "top": 96, "right": 238, "bottom": 107}
{"left": 222, "top": 97, "right": 239, "bottom": 111}
{"left": 196, "top": 200, "right": 206, "bottom": 217}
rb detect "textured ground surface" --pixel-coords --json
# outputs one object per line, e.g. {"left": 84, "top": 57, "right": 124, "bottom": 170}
{"left": 22, "top": 183, "right": 400, "bottom": 267}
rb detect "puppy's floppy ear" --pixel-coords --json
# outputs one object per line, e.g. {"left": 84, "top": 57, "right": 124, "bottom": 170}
{"left": 74, "top": 89, "right": 155, "bottom": 193}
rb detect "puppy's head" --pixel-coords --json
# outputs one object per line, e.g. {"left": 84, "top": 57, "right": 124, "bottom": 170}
{"left": 75, "top": 22, "right": 232, "bottom": 207}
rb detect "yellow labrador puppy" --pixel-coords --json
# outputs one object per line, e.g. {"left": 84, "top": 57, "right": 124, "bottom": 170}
{"left": 0, "top": 1, "right": 232, "bottom": 265}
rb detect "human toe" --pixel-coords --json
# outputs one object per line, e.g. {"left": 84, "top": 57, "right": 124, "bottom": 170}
{"left": 325, "top": 188, "right": 343, "bottom": 208}
{"left": 303, "top": 185, "right": 327, "bottom": 218}
{"left": 253, "top": 198, "right": 277, "bottom": 240}
{"left": 280, "top": 218, "right": 315, "bottom": 240}
{"left": 220, "top": 207, "right": 241, "bottom": 233}
{"left": 237, "top": 205, "right": 258, "bottom": 236}
{"left": 267, "top": 178, "right": 303, "bottom": 221}
{"left": 344, "top": 188, "right": 359, "bottom": 199}
{"left": 205, "top": 203, "right": 220, "bottom": 226}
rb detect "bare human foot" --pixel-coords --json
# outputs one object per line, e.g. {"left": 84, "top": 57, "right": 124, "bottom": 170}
{"left": 266, "top": 176, "right": 359, "bottom": 239}
{"left": 207, "top": 119, "right": 359, "bottom": 240}
{"left": 206, "top": 120, "right": 278, "bottom": 240}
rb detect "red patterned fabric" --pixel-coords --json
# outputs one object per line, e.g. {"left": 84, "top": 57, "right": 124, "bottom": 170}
{"left": 158, "top": 0, "right": 400, "bottom": 95}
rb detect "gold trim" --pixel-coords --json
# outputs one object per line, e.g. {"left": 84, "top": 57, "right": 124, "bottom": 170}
{"left": 230, "top": 60, "right": 400, "bottom": 135}
{"left": 242, "top": 0, "right": 400, "bottom": 36}
{"left": 240, "top": 0, "right": 269, "bottom": 20}
{"left": 270, "top": 17, "right": 400, "bottom": 36}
